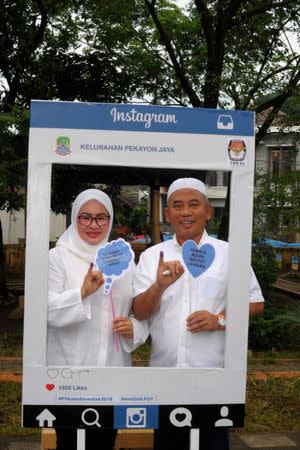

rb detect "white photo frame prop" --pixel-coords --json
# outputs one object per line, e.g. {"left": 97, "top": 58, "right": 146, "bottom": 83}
{"left": 23, "top": 101, "right": 255, "bottom": 431}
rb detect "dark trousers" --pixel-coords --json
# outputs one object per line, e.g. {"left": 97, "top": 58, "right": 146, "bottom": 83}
{"left": 55, "top": 428, "right": 117, "bottom": 450}
{"left": 153, "top": 428, "right": 230, "bottom": 450}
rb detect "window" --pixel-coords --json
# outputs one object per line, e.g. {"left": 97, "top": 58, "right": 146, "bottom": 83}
{"left": 269, "top": 147, "right": 296, "bottom": 176}
{"left": 205, "top": 171, "right": 217, "bottom": 186}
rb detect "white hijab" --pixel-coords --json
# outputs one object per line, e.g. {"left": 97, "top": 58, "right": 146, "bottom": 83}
{"left": 56, "top": 189, "right": 114, "bottom": 262}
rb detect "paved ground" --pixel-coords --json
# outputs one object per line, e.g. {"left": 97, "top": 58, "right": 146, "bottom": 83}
{"left": 0, "top": 432, "right": 299, "bottom": 449}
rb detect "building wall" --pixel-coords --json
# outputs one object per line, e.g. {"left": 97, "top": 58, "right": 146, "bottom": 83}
{"left": 256, "top": 129, "right": 300, "bottom": 174}
{"left": 0, "top": 209, "right": 66, "bottom": 244}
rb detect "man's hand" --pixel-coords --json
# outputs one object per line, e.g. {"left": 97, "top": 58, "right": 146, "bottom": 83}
{"left": 81, "top": 263, "right": 104, "bottom": 299}
{"left": 186, "top": 310, "right": 220, "bottom": 332}
{"left": 112, "top": 316, "right": 133, "bottom": 338}
{"left": 133, "top": 251, "right": 184, "bottom": 321}
{"left": 156, "top": 251, "right": 184, "bottom": 290}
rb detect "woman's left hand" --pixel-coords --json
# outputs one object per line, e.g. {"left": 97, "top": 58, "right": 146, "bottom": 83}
{"left": 112, "top": 316, "right": 133, "bottom": 338}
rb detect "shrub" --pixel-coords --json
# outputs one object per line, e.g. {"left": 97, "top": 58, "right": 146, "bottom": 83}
{"left": 248, "top": 301, "right": 297, "bottom": 350}
{"left": 251, "top": 236, "right": 279, "bottom": 296}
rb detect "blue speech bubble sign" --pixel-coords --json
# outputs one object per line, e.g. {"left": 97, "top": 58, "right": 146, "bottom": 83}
{"left": 182, "top": 240, "right": 215, "bottom": 278}
{"left": 95, "top": 239, "right": 134, "bottom": 293}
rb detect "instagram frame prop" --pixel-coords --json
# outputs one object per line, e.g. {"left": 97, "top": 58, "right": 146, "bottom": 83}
{"left": 23, "top": 101, "right": 255, "bottom": 431}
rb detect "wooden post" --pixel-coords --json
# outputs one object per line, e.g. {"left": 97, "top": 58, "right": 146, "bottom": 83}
{"left": 41, "top": 428, "right": 56, "bottom": 450}
{"left": 150, "top": 181, "right": 161, "bottom": 245}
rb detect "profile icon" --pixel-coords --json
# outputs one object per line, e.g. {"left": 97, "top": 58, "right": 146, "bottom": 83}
{"left": 215, "top": 406, "right": 233, "bottom": 427}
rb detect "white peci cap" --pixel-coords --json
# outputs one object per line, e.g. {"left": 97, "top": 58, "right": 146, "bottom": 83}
{"left": 167, "top": 177, "right": 207, "bottom": 201}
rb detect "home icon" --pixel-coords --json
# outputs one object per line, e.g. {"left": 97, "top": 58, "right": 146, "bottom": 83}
{"left": 36, "top": 409, "right": 56, "bottom": 427}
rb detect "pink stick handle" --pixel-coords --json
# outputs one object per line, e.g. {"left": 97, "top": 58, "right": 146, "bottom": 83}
{"left": 110, "top": 290, "right": 119, "bottom": 352}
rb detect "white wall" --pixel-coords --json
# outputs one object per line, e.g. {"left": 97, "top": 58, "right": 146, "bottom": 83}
{"left": 0, "top": 209, "right": 66, "bottom": 244}
{"left": 256, "top": 129, "right": 300, "bottom": 173}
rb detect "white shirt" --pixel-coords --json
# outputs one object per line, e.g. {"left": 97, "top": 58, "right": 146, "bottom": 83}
{"left": 47, "top": 246, "right": 148, "bottom": 367}
{"left": 134, "top": 231, "right": 264, "bottom": 368}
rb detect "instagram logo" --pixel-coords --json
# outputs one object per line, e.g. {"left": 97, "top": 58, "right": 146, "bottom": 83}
{"left": 126, "top": 408, "right": 147, "bottom": 428}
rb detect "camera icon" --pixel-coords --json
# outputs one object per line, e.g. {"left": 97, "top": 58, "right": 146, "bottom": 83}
{"left": 126, "top": 408, "right": 147, "bottom": 428}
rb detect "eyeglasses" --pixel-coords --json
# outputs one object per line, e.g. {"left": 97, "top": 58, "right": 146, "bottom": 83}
{"left": 78, "top": 214, "right": 110, "bottom": 227}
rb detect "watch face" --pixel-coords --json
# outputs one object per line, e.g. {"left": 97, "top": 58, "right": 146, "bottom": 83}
{"left": 218, "top": 317, "right": 226, "bottom": 327}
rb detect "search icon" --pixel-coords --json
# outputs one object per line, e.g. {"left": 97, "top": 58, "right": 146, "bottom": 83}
{"left": 81, "top": 408, "right": 101, "bottom": 428}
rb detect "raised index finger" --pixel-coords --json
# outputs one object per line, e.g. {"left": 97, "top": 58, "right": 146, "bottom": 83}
{"left": 158, "top": 250, "right": 164, "bottom": 267}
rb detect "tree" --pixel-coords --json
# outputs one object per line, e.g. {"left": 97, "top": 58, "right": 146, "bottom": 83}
{"left": 0, "top": 108, "right": 28, "bottom": 297}
{"left": 1, "top": 0, "right": 300, "bottom": 254}
{"left": 141, "top": 0, "right": 300, "bottom": 238}
{"left": 0, "top": 0, "right": 151, "bottom": 294}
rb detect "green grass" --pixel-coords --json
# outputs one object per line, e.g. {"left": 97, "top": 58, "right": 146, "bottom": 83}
{"left": 248, "top": 350, "right": 300, "bottom": 363}
{"left": 244, "top": 377, "right": 300, "bottom": 433}
{"left": 131, "top": 339, "right": 151, "bottom": 365}
{"left": 0, "top": 382, "right": 39, "bottom": 436}
{"left": 0, "top": 332, "right": 23, "bottom": 357}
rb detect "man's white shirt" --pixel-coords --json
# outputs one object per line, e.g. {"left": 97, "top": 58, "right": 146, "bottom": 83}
{"left": 134, "top": 231, "right": 264, "bottom": 368}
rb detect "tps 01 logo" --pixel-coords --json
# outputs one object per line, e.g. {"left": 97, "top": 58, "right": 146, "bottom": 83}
{"left": 227, "top": 139, "right": 246, "bottom": 166}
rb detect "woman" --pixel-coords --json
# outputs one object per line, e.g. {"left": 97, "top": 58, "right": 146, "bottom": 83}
{"left": 47, "top": 189, "right": 147, "bottom": 450}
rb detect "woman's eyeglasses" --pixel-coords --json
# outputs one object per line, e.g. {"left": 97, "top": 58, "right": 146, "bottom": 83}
{"left": 78, "top": 214, "right": 110, "bottom": 227}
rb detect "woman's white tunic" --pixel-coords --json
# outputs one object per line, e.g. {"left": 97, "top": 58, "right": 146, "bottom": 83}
{"left": 47, "top": 246, "right": 147, "bottom": 366}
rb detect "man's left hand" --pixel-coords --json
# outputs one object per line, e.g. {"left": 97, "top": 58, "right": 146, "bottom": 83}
{"left": 186, "top": 310, "right": 219, "bottom": 332}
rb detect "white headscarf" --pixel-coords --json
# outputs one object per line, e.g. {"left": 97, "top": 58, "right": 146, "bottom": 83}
{"left": 56, "top": 189, "right": 114, "bottom": 262}
{"left": 167, "top": 177, "right": 207, "bottom": 201}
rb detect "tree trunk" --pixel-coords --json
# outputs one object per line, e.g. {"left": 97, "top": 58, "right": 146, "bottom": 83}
{"left": 217, "top": 173, "right": 231, "bottom": 241}
{"left": 0, "top": 219, "right": 8, "bottom": 301}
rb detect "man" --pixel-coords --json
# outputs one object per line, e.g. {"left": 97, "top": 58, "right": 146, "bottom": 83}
{"left": 133, "top": 177, "right": 264, "bottom": 449}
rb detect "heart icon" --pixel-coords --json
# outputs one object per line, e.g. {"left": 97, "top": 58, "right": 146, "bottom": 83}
{"left": 47, "top": 369, "right": 59, "bottom": 379}
{"left": 45, "top": 384, "right": 55, "bottom": 391}
{"left": 182, "top": 240, "right": 215, "bottom": 278}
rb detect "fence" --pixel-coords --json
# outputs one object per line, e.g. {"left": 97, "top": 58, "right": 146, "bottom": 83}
{"left": 3, "top": 242, "right": 148, "bottom": 282}
{"left": 3, "top": 243, "right": 26, "bottom": 282}
{"left": 2, "top": 242, "right": 299, "bottom": 282}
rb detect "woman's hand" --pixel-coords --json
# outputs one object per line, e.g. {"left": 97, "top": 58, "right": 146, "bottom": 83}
{"left": 81, "top": 263, "right": 104, "bottom": 299}
{"left": 112, "top": 316, "right": 133, "bottom": 338}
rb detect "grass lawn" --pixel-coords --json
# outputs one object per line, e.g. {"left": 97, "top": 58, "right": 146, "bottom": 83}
{"left": 0, "top": 382, "right": 39, "bottom": 436}
{"left": 0, "top": 331, "right": 23, "bottom": 357}
{"left": 244, "top": 376, "right": 300, "bottom": 433}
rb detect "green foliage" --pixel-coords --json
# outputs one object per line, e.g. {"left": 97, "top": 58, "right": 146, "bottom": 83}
{"left": 112, "top": 196, "right": 151, "bottom": 239}
{"left": 251, "top": 236, "right": 279, "bottom": 295}
{"left": 248, "top": 301, "right": 298, "bottom": 351}
{"left": 126, "top": 198, "right": 151, "bottom": 236}
{"left": 0, "top": 108, "right": 28, "bottom": 211}
{"left": 275, "top": 304, "right": 300, "bottom": 339}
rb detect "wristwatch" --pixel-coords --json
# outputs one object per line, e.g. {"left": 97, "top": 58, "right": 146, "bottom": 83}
{"left": 217, "top": 314, "right": 226, "bottom": 330}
